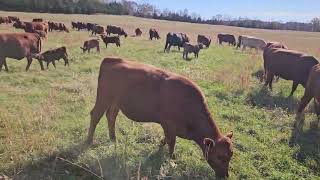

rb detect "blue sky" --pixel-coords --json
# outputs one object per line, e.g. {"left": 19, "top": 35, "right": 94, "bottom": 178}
{"left": 135, "top": 0, "right": 319, "bottom": 22}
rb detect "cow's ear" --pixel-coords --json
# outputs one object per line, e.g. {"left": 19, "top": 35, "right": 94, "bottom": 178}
{"left": 226, "top": 131, "right": 233, "bottom": 139}
{"left": 203, "top": 138, "right": 215, "bottom": 149}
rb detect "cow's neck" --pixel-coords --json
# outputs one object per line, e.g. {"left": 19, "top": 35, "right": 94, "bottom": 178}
{"left": 192, "top": 109, "right": 222, "bottom": 149}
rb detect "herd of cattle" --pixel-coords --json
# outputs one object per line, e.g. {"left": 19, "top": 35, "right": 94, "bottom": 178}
{"left": 1, "top": 15, "right": 319, "bottom": 178}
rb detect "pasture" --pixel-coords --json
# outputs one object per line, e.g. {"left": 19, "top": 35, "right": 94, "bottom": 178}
{"left": 0, "top": 11, "right": 320, "bottom": 179}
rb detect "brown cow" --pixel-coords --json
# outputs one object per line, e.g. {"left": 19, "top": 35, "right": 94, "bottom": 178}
{"left": 92, "top": 25, "right": 104, "bottom": 35}
{"left": 0, "top": 16, "right": 11, "bottom": 24}
{"left": 265, "top": 42, "right": 288, "bottom": 49}
{"left": 0, "top": 33, "right": 43, "bottom": 71}
{"left": 135, "top": 28, "right": 142, "bottom": 36}
{"left": 13, "top": 20, "right": 26, "bottom": 29}
{"left": 33, "top": 46, "right": 69, "bottom": 69}
{"left": 217, "top": 34, "right": 236, "bottom": 46}
{"left": 32, "top": 18, "right": 43, "bottom": 22}
{"left": 106, "top": 25, "right": 127, "bottom": 38}
{"left": 164, "top": 32, "right": 190, "bottom": 53}
{"left": 263, "top": 48, "right": 319, "bottom": 96}
{"left": 197, "top": 35, "right": 211, "bottom": 48}
{"left": 8, "top": 16, "right": 19, "bottom": 22}
{"left": 262, "top": 42, "right": 288, "bottom": 82}
{"left": 87, "top": 57, "right": 234, "bottom": 178}
{"left": 298, "top": 64, "right": 320, "bottom": 127}
{"left": 149, "top": 28, "right": 160, "bottom": 40}
{"left": 183, "top": 43, "right": 203, "bottom": 60}
{"left": 80, "top": 39, "right": 100, "bottom": 53}
{"left": 100, "top": 35, "right": 120, "bottom": 48}
{"left": 25, "top": 22, "right": 49, "bottom": 38}
{"left": 48, "top": 22, "right": 69, "bottom": 33}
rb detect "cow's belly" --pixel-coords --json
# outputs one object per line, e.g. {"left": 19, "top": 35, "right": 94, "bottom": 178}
{"left": 119, "top": 87, "right": 162, "bottom": 123}
{"left": 0, "top": 48, "right": 26, "bottom": 60}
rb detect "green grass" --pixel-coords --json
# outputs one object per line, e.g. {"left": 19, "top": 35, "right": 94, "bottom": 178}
{"left": 0, "top": 11, "right": 320, "bottom": 180}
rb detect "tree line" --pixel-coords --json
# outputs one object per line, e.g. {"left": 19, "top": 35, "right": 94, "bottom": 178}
{"left": 0, "top": 0, "right": 319, "bottom": 32}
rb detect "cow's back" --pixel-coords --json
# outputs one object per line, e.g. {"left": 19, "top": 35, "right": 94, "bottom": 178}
{"left": 242, "top": 36, "right": 266, "bottom": 49}
{"left": 98, "top": 58, "right": 207, "bottom": 124}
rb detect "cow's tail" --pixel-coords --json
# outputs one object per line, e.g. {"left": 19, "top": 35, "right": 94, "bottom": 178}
{"left": 37, "top": 34, "right": 42, "bottom": 53}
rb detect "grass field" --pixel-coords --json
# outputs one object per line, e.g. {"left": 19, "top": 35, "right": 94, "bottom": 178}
{"left": 0, "top": 11, "right": 320, "bottom": 180}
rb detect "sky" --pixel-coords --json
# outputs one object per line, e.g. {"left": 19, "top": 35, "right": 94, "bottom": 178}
{"left": 134, "top": 0, "right": 319, "bottom": 22}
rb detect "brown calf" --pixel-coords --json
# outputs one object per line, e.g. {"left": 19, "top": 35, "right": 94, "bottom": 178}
{"left": 149, "top": 28, "right": 160, "bottom": 40}
{"left": 135, "top": 28, "right": 142, "bottom": 36}
{"left": 33, "top": 46, "right": 69, "bottom": 69}
{"left": 80, "top": 39, "right": 100, "bottom": 53}
{"left": 183, "top": 43, "right": 203, "bottom": 60}
{"left": 101, "top": 35, "right": 120, "bottom": 48}
{"left": 87, "top": 57, "right": 234, "bottom": 178}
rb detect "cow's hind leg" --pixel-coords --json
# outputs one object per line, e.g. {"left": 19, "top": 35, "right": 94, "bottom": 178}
{"left": 0, "top": 57, "right": 7, "bottom": 72}
{"left": 298, "top": 94, "right": 313, "bottom": 113}
{"left": 52, "top": 61, "right": 56, "bottom": 69}
{"left": 25, "top": 57, "right": 33, "bottom": 71}
{"left": 265, "top": 71, "right": 274, "bottom": 91}
{"left": 289, "top": 82, "right": 299, "bottom": 97}
{"left": 106, "top": 106, "right": 119, "bottom": 142}
{"left": 3, "top": 59, "right": 8, "bottom": 71}
{"left": 63, "top": 56, "right": 69, "bottom": 66}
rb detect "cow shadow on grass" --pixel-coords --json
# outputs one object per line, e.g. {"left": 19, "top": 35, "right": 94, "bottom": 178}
{"left": 246, "top": 86, "right": 299, "bottom": 113}
{"left": 289, "top": 114, "right": 320, "bottom": 174}
{"left": 159, "top": 49, "right": 183, "bottom": 54}
{"left": 8, "top": 142, "right": 94, "bottom": 180}
{"left": 252, "top": 69, "right": 265, "bottom": 82}
{"left": 92, "top": 146, "right": 167, "bottom": 179}
{"left": 8, "top": 141, "right": 170, "bottom": 179}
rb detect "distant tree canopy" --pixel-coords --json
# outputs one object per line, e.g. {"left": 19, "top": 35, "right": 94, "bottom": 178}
{"left": 0, "top": 0, "right": 319, "bottom": 32}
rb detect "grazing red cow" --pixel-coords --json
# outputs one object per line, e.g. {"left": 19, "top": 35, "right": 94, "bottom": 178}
{"left": 80, "top": 39, "right": 100, "bottom": 53}
{"left": 298, "top": 64, "right": 320, "bottom": 126}
{"left": 197, "top": 35, "right": 211, "bottom": 48}
{"left": 13, "top": 20, "right": 26, "bottom": 29}
{"left": 25, "top": 22, "right": 49, "bottom": 38}
{"left": 32, "top": 18, "right": 43, "bottom": 22}
{"left": 263, "top": 48, "right": 319, "bottom": 96}
{"left": 106, "top": 25, "right": 127, "bottom": 38}
{"left": 100, "top": 35, "right": 120, "bottom": 48}
{"left": 92, "top": 25, "right": 105, "bottom": 35}
{"left": 135, "top": 28, "right": 142, "bottom": 36}
{"left": 0, "top": 16, "right": 11, "bottom": 24}
{"left": 0, "top": 33, "right": 43, "bottom": 71}
{"left": 8, "top": 16, "right": 19, "bottom": 22}
{"left": 87, "top": 57, "right": 234, "bottom": 178}
{"left": 149, "top": 28, "right": 160, "bottom": 40}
